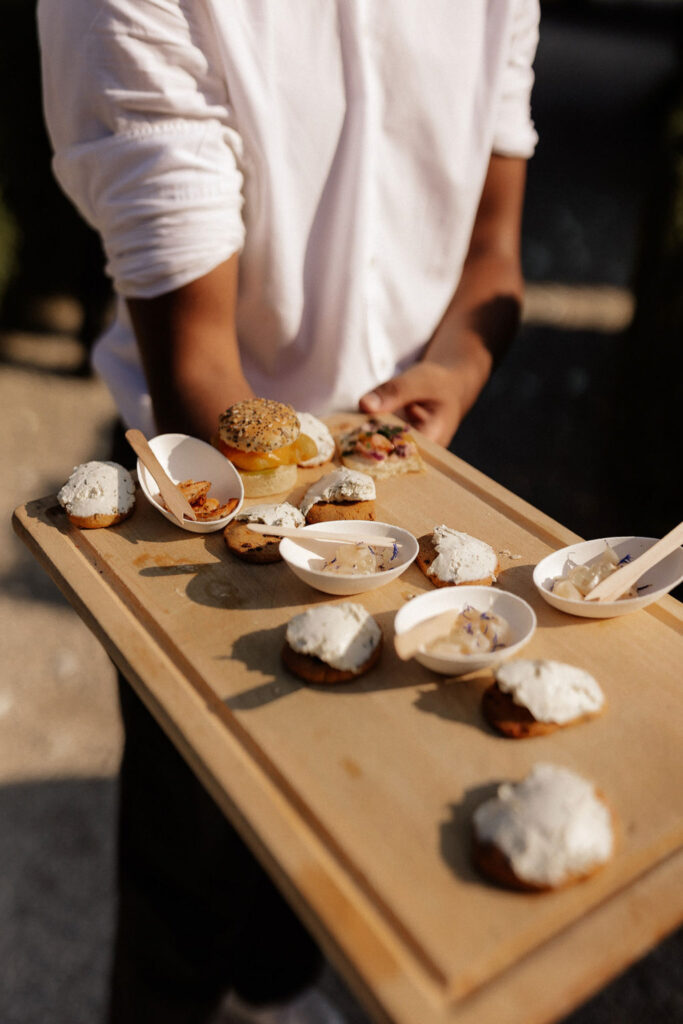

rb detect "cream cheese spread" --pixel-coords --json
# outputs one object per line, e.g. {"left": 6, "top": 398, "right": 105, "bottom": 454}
{"left": 495, "top": 659, "right": 605, "bottom": 724}
{"left": 286, "top": 603, "right": 381, "bottom": 671}
{"left": 236, "top": 502, "right": 305, "bottom": 528}
{"left": 473, "top": 763, "right": 614, "bottom": 887}
{"left": 296, "top": 412, "right": 335, "bottom": 467}
{"left": 58, "top": 461, "right": 135, "bottom": 518}
{"left": 300, "top": 468, "right": 375, "bottom": 517}
{"left": 429, "top": 525, "right": 497, "bottom": 583}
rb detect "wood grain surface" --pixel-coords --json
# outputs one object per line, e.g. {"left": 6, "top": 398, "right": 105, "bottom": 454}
{"left": 13, "top": 415, "right": 683, "bottom": 1024}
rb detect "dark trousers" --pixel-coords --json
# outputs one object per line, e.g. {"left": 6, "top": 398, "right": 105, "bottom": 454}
{"left": 107, "top": 423, "right": 322, "bottom": 1021}
{"left": 107, "top": 675, "right": 323, "bottom": 1023}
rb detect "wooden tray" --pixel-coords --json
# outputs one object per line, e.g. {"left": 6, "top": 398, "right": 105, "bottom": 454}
{"left": 13, "top": 416, "right": 683, "bottom": 1024}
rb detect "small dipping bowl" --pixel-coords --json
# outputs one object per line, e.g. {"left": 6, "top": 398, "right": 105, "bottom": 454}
{"left": 393, "top": 586, "right": 537, "bottom": 676}
{"left": 279, "top": 520, "right": 418, "bottom": 596}
{"left": 533, "top": 536, "right": 683, "bottom": 619}
{"left": 137, "top": 433, "right": 244, "bottom": 534}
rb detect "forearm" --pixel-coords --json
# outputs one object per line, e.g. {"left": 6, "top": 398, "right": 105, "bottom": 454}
{"left": 359, "top": 155, "right": 527, "bottom": 447}
{"left": 424, "top": 243, "right": 524, "bottom": 420}
{"left": 126, "top": 255, "right": 253, "bottom": 440}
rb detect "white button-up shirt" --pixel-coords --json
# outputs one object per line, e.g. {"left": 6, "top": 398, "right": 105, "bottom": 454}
{"left": 38, "top": 0, "right": 539, "bottom": 434}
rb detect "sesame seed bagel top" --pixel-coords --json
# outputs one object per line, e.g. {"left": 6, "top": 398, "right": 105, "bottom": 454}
{"left": 218, "top": 398, "right": 300, "bottom": 452}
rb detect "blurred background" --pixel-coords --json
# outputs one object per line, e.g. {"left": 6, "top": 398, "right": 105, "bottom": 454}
{"left": 2, "top": 0, "right": 682, "bottom": 1021}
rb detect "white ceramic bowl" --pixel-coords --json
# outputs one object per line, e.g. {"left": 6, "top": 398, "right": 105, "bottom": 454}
{"left": 137, "top": 433, "right": 244, "bottom": 533}
{"left": 533, "top": 536, "right": 683, "bottom": 619}
{"left": 393, "top": 586, "right": 537, "bottom": 676}
{"left": 279, "top": 520, "right": 418, "bottom": 595}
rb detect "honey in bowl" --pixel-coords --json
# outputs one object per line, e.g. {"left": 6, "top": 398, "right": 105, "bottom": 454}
{"left": 427, "top": 606, "right": 510, "bottom": 656}
{"left": 320, "top": 541, "right": 400, "bottom": 575}
{"left": 551, "top": 544, "right": 636, "bottom": 601}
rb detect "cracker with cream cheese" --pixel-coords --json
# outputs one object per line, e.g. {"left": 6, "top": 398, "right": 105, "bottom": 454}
{"left": 282, "top": 603, "right": 382, "bottom": 684}
{"left": 472, "top": 763, "right": 615, "bottom": 891}
{"left": 483, "top": 659, "right": 606, "bottom": 738}
{"left": 300, "top": 468, "right": 376, "bottom": 525}
{"left": 417, "top": 525, "right": 498, "bottom": 587}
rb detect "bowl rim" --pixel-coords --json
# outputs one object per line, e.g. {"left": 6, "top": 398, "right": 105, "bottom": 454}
{"left": 393, "top": 585, "right": 537, "bottom": 669}
{"left": 279, "top": 520, "right": 419, "bottom": 579}
{"left": 136, "top": 431, "right": 244, "bottom": 530}
{"left": 532, "top": 534, "right": 683, "bottom": 608}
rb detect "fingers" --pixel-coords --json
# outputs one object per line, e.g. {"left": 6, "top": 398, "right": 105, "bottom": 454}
{"left": 358, "top": 364, "right": 462, "bottom": 447}
{"left": 359, "top": 378, "right": 409, "bottom": 416}
{"left": 359, "top": 364, "right": 435, "bottom": 416}
{"left": 406, "top": 406, "right": 449, "bottom": 444}
{"left": 404, "top": 401, "right": 431, "bottom": 430}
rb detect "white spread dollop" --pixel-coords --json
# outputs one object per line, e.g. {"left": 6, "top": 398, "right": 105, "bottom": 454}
{"left": 495, "top": 659, "right": 604, "bottom": 724}
{"left": 286, "top": 603, "right": 381, "bottom": 671}
{"left": 296, "top": 412, "right": 335, "bottom": 467}
{"left": 300, "top": 468, "right": 375, "bottom": 517}
{"left": 473, "top": 763, "right": 614, "bottom": 887}
{"left": 236, "top": 502, "right": 305, "bottom": 529}
{"left": 429, "top": 525, "right": 497, "bottom": 583}
{"left": 58, "top": 461, "right": 135, "bottom": 518}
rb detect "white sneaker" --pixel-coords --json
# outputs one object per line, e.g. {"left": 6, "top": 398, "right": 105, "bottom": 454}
{"left": 221, "top": 985, "right": 348, "bottom": 1024}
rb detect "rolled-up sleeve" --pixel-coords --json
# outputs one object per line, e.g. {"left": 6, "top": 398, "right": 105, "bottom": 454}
{"left": 492, "top": 0, "right": 540, "bottom": 159}
{"left": 38, "top": 0, "right": 245, "bottom": 298}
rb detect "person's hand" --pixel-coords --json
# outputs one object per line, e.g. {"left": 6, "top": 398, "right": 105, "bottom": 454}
{"left": 359, "top": 361, "right": 470, "bottom": 447}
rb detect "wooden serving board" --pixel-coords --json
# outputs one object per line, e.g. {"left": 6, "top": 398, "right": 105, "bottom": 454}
{"left": 13, "top": 416, "right": 683, "bottom": 1024}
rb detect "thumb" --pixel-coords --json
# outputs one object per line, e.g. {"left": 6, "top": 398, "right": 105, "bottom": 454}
{"left": 359, "top": 371, "right": 421, "bottom": 416}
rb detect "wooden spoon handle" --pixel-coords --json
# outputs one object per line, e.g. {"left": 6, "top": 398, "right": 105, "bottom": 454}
{"left": 248, "top": 524, "right": 399, "bottom": 548}
{"left": 586, "top": 521, "right": 683, "bottom": 602}
{"left": 125, "top": 429, "right": 197, "bottom": 523}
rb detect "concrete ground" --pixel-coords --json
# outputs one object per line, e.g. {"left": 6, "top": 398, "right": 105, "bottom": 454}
{"left": 2, "top": 318, "right": 681, "bottom": 1024}
{"left": 2, "top": 331, "right": 121, "bottom": 1024}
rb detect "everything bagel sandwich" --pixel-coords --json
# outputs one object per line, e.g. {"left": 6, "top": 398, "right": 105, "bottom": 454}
{"left": 216, "top": 398, "right": 317, "bottom": 497}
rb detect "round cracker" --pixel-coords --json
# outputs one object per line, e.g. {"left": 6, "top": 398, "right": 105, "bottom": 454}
{"left": 472, "top": 792, "right": 615, "bottom": 892}
{"left": 223, "top": 521, "right": 283, "bottom": 563}
{"left": 305, "top": 500, "right": 376, "bottom": 525}
{"left": 67, "top": 507, "right": 134, "bottom": 530}
{"left": 281, "top": 634, "right": 382, "bottom": 684}
{"left": 482, "top": 681, "right": 602, "bottom": 739}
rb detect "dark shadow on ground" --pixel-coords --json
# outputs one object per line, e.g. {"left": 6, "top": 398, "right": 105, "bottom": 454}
{"left": 0, "top": 778, "right": 117, "bottom": 1024}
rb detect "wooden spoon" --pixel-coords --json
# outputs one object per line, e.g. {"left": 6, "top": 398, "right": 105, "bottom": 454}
{"left": 585, "top": 520, "right": 683, "bottom": 602}
{"left": 125, "top": 429, "right": 197, "bottom": 523}
{"left": 394, "top": 609, "right": 461, "bottom": 660}
{"left": 246, "top": 523, "right": 399, "bottom": 549}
